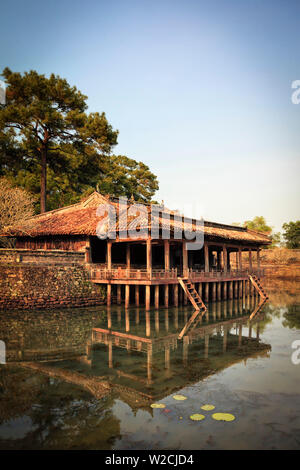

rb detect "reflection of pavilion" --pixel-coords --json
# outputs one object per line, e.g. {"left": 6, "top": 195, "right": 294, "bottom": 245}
{"left": 2, "top": 298, "right": 270, "bottom": 408}
{"left": 91, "top": 298, "right": 270, "bottom": 396}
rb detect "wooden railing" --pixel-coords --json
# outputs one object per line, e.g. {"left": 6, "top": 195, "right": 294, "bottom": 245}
{"left": 90, "top": 265, "right": 265, "bottom": 281}
{"left": 90, "top": 266, "right": 178, "bottom": 281}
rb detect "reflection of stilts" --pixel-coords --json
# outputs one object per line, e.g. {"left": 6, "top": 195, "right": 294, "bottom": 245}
{"left": 183, "top": 336, "right": 189, "bottom": 365}
{"left": 174, "top": 309, "right": 178, "bottom": 329}
{"left": 107, "top": 308, "right": 112, "bottom": 329}
{"left": 204, "top": 334, "right": 209, "bottom": 358}
{"left": 125, "top": 310, "right": 130, "bottom": 332}
{"left": 223, "top": 326, "right": 228, "bottom": 352}
{"left": 147, "top": 343, "right": 153, "bottom": 383}
{"left": 155, "top": 310, "right": 159, "bottom": 334}
{"left": 146, "top": 311, "right": 151, "bottom": 337}
{"left": 108, "top": 338, "right": 113, "bottom": 368}
{"left": 165, "top": 310, "right": 169, "bottom": 332}
{"left": 238, "top": 324, "right": 242, "bottom": 348}
{"left": 165, "top": 346, "right": 171, "bottom": 377}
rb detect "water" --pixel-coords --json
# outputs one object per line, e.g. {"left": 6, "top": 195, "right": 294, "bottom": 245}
{"left": 0, "top": 286, "right": 299, "bottom": 450}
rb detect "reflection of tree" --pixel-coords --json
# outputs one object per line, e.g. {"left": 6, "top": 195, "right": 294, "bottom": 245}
{"left": 282, "top": 305, "right": 300, "bottom": 330}
{"left": 0, "top": 366, "right": 121, "bottom": 450}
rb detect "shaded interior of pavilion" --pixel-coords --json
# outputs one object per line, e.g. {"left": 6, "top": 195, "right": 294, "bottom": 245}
{"left": 89, "top": 236, "right": 261, "bottom": 272}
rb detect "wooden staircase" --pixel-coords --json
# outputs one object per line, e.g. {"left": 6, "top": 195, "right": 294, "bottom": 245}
{"left": 177, "top": 277, "right": 207, "bottom": 339}
{"left": 249, "top": 274, "right": 269, "bottom": 300}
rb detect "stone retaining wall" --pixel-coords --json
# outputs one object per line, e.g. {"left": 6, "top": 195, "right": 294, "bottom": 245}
{"left": 0, "top": 263, "right": 105, "bottom": 310}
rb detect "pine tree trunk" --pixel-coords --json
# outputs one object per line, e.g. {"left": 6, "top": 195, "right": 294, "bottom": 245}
{"left": 40, "top": 146, "right": 47, "bottom": 213}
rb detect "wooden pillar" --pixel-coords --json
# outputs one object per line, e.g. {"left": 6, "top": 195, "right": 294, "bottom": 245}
{"left": 257, "top": 248, "right": 260, "bottom": 272}
{"left": 198, "top": 282, "right": 202, "bottom": 298}
{"left": 249, "top": 249, "right": 252, "bottom": 272}
{"left": 238, "top": 247, "right": 242, "bottom": 271}
{"left": 212, "top": 282, "right": 216, "bottom": 301}
{"left": 146, "top": 238, "right": 152, "bottom": 279}
{"left": 217, "top": 250, "right": 221, "bottom": 270}
{"left": 125, "top": 284, "right": 130, "bottom": 309}
{"left": 135, "top": 285, "right": 139, "bottom": 306}
{"left": 107, "top": 284, "right": 111, "bottom": 306}
{"left": 223, "top": 281, "right": 227, "bottom": 300}
{"left": 126, "top": 243, "right": 131, "bottom": 271}
{"left": 217, "top": 282, "right": 221, "bottom": 300}
{"left": 85, "top": 246, "right": 91, "bottom": 263}
{"left": 205, "top": 282, "right": 209, "bottom": 302}
{"left": 173, "top": 284, "right": 178, "bottom": 307}
{"left": 164, "top": 239, "right": 170, "bottom": 272}
{"left": 234, "top": 281, "right": 238, "bottom": 299}
{"left": 164, "top": 284, "right": 169, "bottom": 308}
{"left": 117, "top": 285, "right": 121, "bottom": 305}
{"left": 155, "top": 285, "right": 159, "bottom": 309}
{"left": 239, "top": 280, "right": 243, "bottom": 299}
{"left": 145, "top": 285, "right": 151, "bottom": 311}
{"left": 223, "top": 245, "right": 227, "bottom": 273}
{"left": 182, "top": 240, "right": 188, "bottom": 276}
{"left": 204, "top": 243, "right": 209, "bottom": 272}
{"left": 228, "top": 281, "right": 233, "bottom": 299}
{"left": 107, "top": 241, "right": 112, "bottom": 271}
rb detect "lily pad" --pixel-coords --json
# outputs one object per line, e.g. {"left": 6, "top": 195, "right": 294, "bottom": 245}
{"left": 190, "top": 414, "right": 206, "bottom": 421}
{"left": 172, "top": 394, "right": 187, "bottom": 401}
{"left": 212, "top": 412, "right": 235, "bottom": 422}
{"left": 150, "top": 403, "right": 166, "bottom": 409}
{"left": 201, "top": 404, "right": 215, "bottom": 411}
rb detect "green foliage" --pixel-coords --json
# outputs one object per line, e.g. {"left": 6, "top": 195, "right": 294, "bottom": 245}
{"left": 97, "top": 155, "right": 159, "bottom": 203}
{"left": 0, "top": 68, "right": 159, "bottom": 212}
{"left": 243, "top": 216, "right": 272, "bottom": 233}
{"left": 282, "top": 221, "right": 300, "bottom": 249}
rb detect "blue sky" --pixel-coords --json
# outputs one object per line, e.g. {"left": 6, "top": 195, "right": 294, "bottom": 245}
{"left": 1, "top": 0, "right": 299, "bottom": 232}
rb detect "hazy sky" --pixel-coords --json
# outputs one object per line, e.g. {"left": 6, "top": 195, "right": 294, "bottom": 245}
{"left": 1, "top": 0, "right": 299, "bottom": 232}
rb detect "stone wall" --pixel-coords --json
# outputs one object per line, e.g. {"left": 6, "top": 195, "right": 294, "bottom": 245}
{"left": 0, "top": 263, "right": 106, "bottom": 310}
{"left": 0, "top": 248, "right": 85, "bottom": 264}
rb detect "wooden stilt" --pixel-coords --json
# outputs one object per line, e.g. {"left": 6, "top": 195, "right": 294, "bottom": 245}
{"left": 107, "top": 284, "right": 111, "bottom": 306}
{"left": 228, "top": 281, "right": 233, "bottom": 299}
{"left": 164, "top": 284, "right": 169, "bottom": 308}
{"left": 217, "top": 282, "right": 221, "bottom": 300}
{"left": 155, "top": 285, "right": 159, "bottom": 309}
{"left": 135, "top": 285, "right": 139, "bottom": 306}
{"left": 212, "top": 282, "right": 216, "bottom": 301}
{"left": 205, "top": 282, "right": 209, "bottom": 302}
{"left": 173, "top": 284, "right": 178, "bottom": 307}
{"left": 223, "top": 281, "right": 227, "bottom": 300}
{"left": 145, "top": 285, "right": 151, "bottom": 311}
{"left": 125, "top": 284, "right": 130, "bottom": 309}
